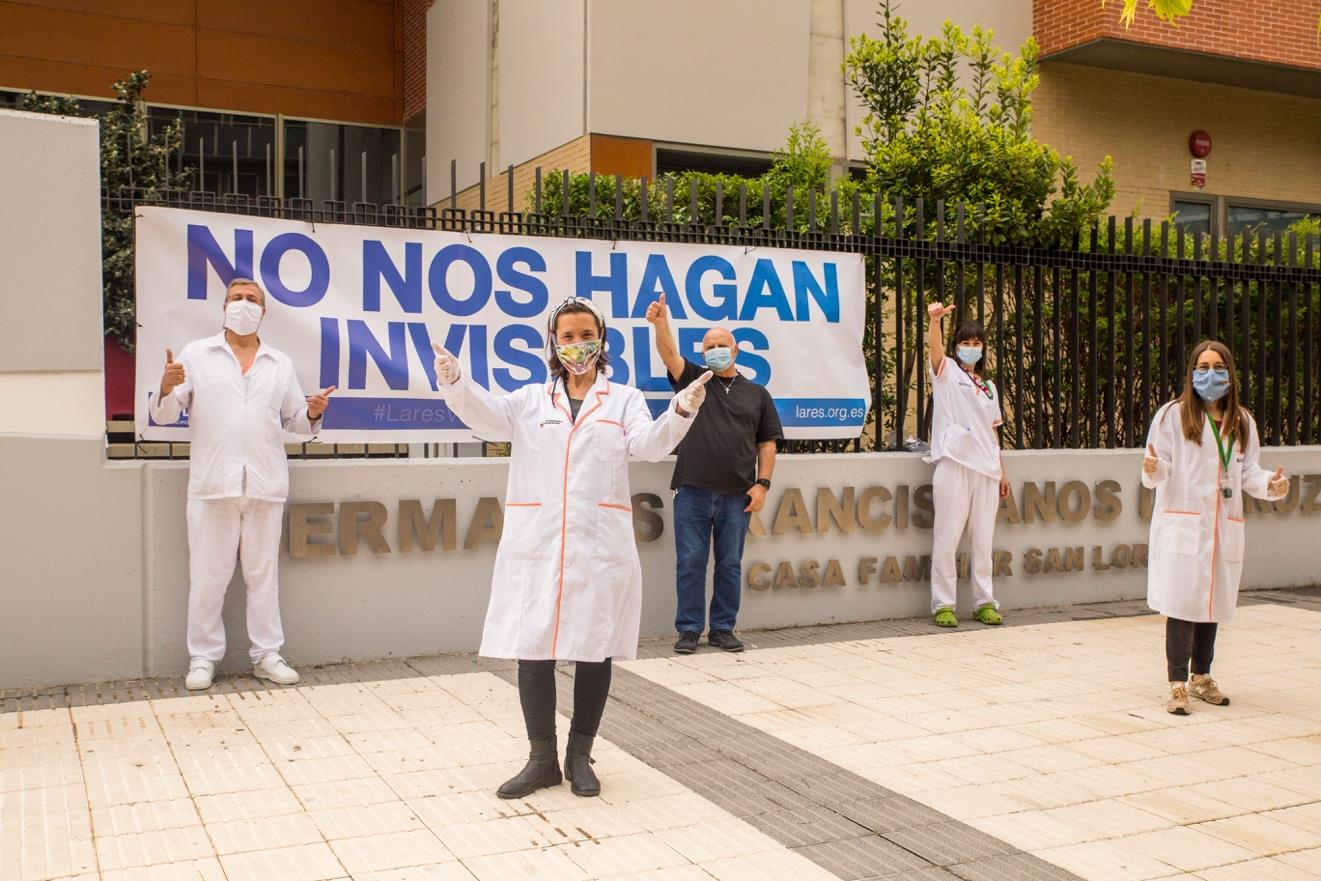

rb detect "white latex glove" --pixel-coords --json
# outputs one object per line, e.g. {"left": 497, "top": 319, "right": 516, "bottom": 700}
{"left": 431, "top": 342, "right": 460, "bottom": 385}
{"left": 677, "top": 370, "right": 714, "bottom": 416}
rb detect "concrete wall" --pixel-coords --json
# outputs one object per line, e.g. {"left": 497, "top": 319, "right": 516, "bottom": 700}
{"left": 0, "top": 111, "right": 104, "bottom": 437}
{"left": 499, "top": 0, "right": 585, "bottom": 169}
{"left": 587, "top": 0, "right": 810, "bottom": 153}
{"left": 427, "top": 0, "right": 1036, "bottom": 175}
{"left": 4, "top": 443, "right": 1320, "bottom": 691}
{"left": 0, "top": 111, "right": 102, "bottom": 382}
{"left": 426, "top": 0, "right": 491, "bottom": 197}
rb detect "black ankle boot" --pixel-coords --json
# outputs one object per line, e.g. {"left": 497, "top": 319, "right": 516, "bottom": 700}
{"left": 564, "top": 731, "right": 600, "bottom": 797}
{"left": 496, "top": 737, "right": 562, "bottom": 799}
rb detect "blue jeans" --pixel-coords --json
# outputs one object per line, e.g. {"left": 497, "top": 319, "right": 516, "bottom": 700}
{"left": 674, "top": 485, "right": 751, "bottom": 634}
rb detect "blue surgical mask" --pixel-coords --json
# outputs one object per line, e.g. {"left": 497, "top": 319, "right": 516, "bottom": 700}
{"left": 1192, "top": 367, "right": 1230, "bottom": 401}
{"left": 704, "top": 347, "right": 734, "bottom": 372}
{"left": 956, "top": 345, "right": 982, "bottom": 366}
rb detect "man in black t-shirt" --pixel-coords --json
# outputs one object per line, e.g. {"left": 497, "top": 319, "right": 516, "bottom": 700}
{"left": 646, "top": 294, "right": 783, "bottom": 654}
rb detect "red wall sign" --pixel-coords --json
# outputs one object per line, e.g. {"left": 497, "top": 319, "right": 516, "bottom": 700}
{"left": 1189, "top": 131, "right": 1212, "bottom": 158}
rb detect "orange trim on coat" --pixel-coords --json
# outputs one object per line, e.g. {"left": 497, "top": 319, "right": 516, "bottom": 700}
{"left": 1162, "top": 509, "right": 1200, "bottom": 516}
{"left": 505, "top": 502, "right": 541, "bottom": 507}
{"left": 1227, "top": 516, "right": 1245, "bottom": 523}
{"left": 550, "top": 382, "right": 611, "bottom": 656}
{"left": 597, "top": 418, "right": 625, "bottom": 430}
{"left": 598, "top": 502, "right": 631, "bottom": 512}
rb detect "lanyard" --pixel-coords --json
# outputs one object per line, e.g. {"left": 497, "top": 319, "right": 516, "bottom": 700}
{"left": 969, "top": 374, "right": 993, "bottom": 400}
{"left": 1208, "top": 416, "right": 1234, "bottom": 476}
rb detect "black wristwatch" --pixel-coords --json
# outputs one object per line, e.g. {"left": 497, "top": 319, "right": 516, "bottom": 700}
{"left": 755, "top": 478, "right": 772, "bottom": 490}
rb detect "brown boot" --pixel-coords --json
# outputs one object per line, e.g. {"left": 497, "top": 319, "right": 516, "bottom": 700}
{"left": 1167, "top": 681, "right": 1191, "bottom": 715}
{"left": 1190, "top": 673, "right": 1229, "bottom": 706}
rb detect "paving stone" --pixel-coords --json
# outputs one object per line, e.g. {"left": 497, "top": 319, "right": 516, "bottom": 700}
{"left": 793, "top": 834, "right": 931, "bottom": 879}
{"left": 948, "top": 853, "right": 1085, "bottom": 881}
{"left": 883, "top": 821, "right": 1019, "bottom": 866}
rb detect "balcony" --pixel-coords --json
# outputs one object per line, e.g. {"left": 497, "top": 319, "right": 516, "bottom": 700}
{"left": 1034, "top": 0, "right": 1321, "bottom": 97}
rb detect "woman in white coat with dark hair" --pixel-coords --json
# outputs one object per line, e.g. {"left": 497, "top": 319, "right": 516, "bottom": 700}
{"left": 432, "top": 296, "right": 712, "bottom": 798}
{"left": 1143, "top": 339, "right": 1289, "bottom": 715}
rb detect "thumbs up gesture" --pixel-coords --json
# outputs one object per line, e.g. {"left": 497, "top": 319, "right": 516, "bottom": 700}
{"left": 160, "top": 348, "right": 186, "bottom": 397}
{"left": 432, "top": 342, "right": 460, "bottom": 386}
{"left": 645, "top": 293, "right": 670, "bottom": 327}
{"left": 676, "top": 370, "right": 713, "bottom": 417}
{"left": 1268, "top": 466, "right": 1289, "bottom": 497}
{"left": 1143, "top": 443, "right": 1159, "bottom": 477}
{"left": 928, "top": 302, "right": 956, "bottom": 320}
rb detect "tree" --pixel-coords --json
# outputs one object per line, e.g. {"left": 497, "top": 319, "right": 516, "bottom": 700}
{"left": 23, "top": 71, "right": 192, "bottom": 350}
{"left": 1104, "top": 0, "right": 1321, "bottom": 33}
{"left": 845, "top": 0, "right": 1115, "bottom": 246}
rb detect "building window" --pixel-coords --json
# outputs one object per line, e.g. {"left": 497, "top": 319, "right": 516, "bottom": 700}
{"left": 1226, "top": 203, "right": 1315, "bottom": 237}
{"left": 148, "top": 107, "right": 277, "bottom": 196}
{"left": 1172, "top": 198, "right": 1213, "bottom": 240}
{"left": 1, "top": 88, "right": 117, "bottom": 119}
{"left": 1171, "top": 193, "right": 1319, "bottom": 242}
{"left": 284, "top": 119, "right": 402, "bottom": 204}
{"left": 654, "top": 146, "right": 773, "bottom": 179}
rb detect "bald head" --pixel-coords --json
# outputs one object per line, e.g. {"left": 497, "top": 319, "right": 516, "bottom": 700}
{"left": 703, "top": 327, "right": 735, "bottom": 350}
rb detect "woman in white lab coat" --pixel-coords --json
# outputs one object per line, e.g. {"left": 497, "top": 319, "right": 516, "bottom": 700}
{"left": 1143, "top": 340, "right": 1289, "bottom": 715}
{"left": 432, "top": 297, "right": 711, "bottom": 798}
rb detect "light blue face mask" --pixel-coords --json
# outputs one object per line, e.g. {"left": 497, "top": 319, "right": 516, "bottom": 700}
{"left": 956, "top": 345, "right": 983, "bottom": 366}
{"left": 704, "top": 346, "right": 734, "bottom": 372}
{"left": 1192, "top": 366, "right": 1230, "bottom": 401}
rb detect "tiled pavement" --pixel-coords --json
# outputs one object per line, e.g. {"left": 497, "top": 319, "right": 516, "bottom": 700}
{"left": 3, "top": 589, "right": 1321, "bottom": 881}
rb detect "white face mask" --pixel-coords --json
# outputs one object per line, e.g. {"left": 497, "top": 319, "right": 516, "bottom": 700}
{"left": 224, "top": 300, "right": 263, "bottom": 336}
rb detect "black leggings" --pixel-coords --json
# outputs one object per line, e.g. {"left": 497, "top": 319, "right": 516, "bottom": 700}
{"left": 1166, "top": 618, "right": 1218, "bottom": 682}
{"left": 517, "top": 658, "right": 612, "bottom": 741}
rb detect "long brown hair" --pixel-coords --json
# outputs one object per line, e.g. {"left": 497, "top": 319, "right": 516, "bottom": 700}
{"left": 1173, "top": 340, "right": 1249, "bottom": 443}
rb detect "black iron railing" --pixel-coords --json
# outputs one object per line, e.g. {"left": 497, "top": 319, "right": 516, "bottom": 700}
{"left": 104, "top": 178, "right": 1321, "bottom": 455}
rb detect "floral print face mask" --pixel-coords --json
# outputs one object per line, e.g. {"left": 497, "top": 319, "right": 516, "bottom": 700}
{"left": 554, "top": 339, "right": 602, "bottom": 375}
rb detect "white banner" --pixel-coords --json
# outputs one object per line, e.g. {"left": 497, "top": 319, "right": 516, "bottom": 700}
{"left": 134, "top": 207, "right": 868, "bottom": 442}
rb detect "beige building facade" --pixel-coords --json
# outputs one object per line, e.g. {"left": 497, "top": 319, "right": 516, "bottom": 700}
{"left": 427, "top": 0, "right": 1321, "bottom": 234}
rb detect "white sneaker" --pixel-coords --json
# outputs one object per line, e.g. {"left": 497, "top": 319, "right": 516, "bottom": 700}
{"left": 253, "top": 654, "right": 300, "bottom": 685}
{"left": 185, "top": 659, "right": 215, "bottom": 691}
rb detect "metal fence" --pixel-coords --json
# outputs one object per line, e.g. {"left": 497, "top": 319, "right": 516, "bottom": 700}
{"left": 104, "top": 174, "right": 1321, "bottom": 457}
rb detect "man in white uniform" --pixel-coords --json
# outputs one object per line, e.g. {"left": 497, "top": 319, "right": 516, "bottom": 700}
{"left": 150, "top": 278, "right": 333, "bottom": 690}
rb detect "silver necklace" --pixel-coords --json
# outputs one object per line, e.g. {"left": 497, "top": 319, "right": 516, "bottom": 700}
{"left": 716, "top": 374, "right": 737, "bottom": 394}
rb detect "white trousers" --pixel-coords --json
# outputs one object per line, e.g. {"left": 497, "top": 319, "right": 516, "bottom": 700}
{"left": 930, "top": 460, "right": 1000, "bottom": 614}
{"left": 185, "top": 497, "right": 286, "bottom": 663}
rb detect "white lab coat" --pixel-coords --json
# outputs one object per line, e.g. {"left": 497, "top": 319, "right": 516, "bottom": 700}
{"left": 149, "top": 333, "right": 320, "bottom": 500}
{"left": 1143, "top": 403, "right": 1284, "bottom": 624}
{"left": 438, "top": 372, "right": 696, "bottom": 662}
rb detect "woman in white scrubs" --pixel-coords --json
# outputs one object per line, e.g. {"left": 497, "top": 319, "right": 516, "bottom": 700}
{"left": 925, "top": 303, "right": 1010, "bottom": 628}
{"left": 432, "top": 297, "right": 712, "bottom": 798}
{"left": 1143, "top": 340, "right": 1289, "bottom": 715}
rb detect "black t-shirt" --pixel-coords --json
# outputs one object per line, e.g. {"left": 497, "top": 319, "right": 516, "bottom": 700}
{"left": 669, "top": 360, "right": 783, "bottom": 495}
